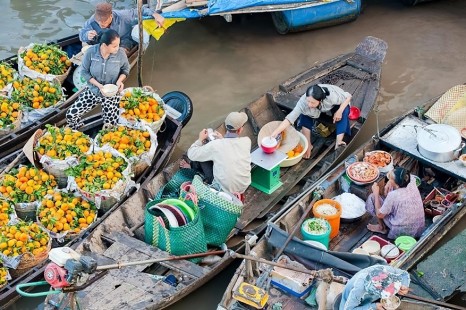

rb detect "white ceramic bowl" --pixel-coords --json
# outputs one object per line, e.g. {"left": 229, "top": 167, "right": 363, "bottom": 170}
{"left": 280, "top": 131, "right": 309, "bottom": 167}
{"left": 381, "top": 244, "right": 400, "bottom": 259}
{"left": 381, "top": 296, "right": 401, "bottom": 310}
{"left": 101, "top": 84, "right": 119, "bottom": 97}
{"left": 361, "top": 240, "right": 381, "bottom": 255}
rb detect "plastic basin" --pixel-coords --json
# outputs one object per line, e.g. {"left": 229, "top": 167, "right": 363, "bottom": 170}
{"left": 280, "top": 131, "right": 309, "bottom": 167}
{"left": 301, "top": 218, "right": 331, "bottom": 248}
{"left": 312, "top": 199, "right": 342, "bottom": 239}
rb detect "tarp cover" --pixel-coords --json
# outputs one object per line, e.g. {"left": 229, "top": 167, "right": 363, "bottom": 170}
{"left": 209, "top": 0, "right": 322, "bottom": 14}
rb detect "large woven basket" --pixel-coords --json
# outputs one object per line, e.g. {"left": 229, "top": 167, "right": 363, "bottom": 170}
{"left": 9, "top": 238, "right": 51, "bottom": 278}
{"left": 0, "top": 110, "right": 22, "bottom": 137}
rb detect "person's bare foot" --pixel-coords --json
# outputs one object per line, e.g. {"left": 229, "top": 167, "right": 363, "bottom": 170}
{"left": 303, "top": 145, "right": 314, "bottom": 159}
{"left": 367, "top": 223, "right": 388, "bottom": 234}
{"left": 179, "top": 159, "right": 191, "bottom": 169}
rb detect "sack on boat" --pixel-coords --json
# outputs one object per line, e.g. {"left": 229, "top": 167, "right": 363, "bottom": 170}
{"left": 144, "top": 198, "right": 207, "bottom": 261}
{"left": 118, "top": 87, "right": 166, "bottom": 133}
{"left": 192, "top": 175, "right": 243, "bottom": 247}
{"left": 94, "top": 123, "right": 158, "bottom": 178}
{"left": 17, "top": 44, "right": 71, "bottom": 85}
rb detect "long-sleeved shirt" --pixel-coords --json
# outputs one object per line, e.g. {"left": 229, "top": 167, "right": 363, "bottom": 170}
{"left": 340, "top": 265, "right": 410, "bottom": 310}
{"left": 286, "top": 84, "right": 351, "bottom": 124}
{"left": 187, "top": 136, "right": 252, "bottom": 194}
{"left": 79, "top": 5, "right": 156, "bottom": 49}
{"left": 81, "top": 44, "right": 130, "bottom": 96}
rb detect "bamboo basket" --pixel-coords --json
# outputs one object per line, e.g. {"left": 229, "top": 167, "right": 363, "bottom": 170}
{"left": 9, "top": 238, "right": 51, "bottom": 278}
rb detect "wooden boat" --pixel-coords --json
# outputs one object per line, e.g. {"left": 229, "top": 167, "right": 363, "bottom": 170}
{"left": 35, "top": 36, "right": 387, "bottom": 310}
{"left": 218, "top": 88, "right": 466, "bottom": 310}
{"left": 0, "top": 34, "right": 140, "bottom": 158}
{"left": 0, "top": 90, "right": 192, "bottom": 307}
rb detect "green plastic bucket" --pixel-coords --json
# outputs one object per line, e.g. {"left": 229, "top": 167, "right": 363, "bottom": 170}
{"left": 395, "top": 236, "right": 416, "bottom": 252}
{"left": 301, "top": 218, "right": 331, "bottom": 249}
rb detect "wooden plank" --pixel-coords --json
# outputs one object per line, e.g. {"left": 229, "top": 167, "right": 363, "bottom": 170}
{"left": 103, "top": 241, "right": 152, "bottom": 272}
{"left": 360, "top": 77, "right": 381, "bottom": 120}
{"left": 105, "top": 232, "right": 209, "bottom": 279}
{"left": 85, "top": 282, "right": 150, "bottom": 309}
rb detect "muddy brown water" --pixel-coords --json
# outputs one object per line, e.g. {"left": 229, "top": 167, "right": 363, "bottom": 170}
{"left": 1, "top": 0, "right": 466, "bottom": 309}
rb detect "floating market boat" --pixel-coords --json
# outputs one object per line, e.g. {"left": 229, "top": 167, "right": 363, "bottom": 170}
{"left": 0, "top": 89, "right": 193, "bottom": 307}
{"left": 218, "top": 86, "right": 466, "bottom": 310}
{"left": 33, "top": 36, "right": 388, "bottom": 310}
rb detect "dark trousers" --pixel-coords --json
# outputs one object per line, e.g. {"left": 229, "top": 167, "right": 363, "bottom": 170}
{"left": 191, "top": 161, "right": 214, "bottom": 184}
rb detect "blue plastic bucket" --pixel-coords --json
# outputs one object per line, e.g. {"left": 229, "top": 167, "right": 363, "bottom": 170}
{"left": 301, "top": 218, "right": 331, "bottom": 248}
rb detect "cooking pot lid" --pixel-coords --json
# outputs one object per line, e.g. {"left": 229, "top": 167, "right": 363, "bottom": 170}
{"left": 417, "top": 124, "right": 461, "bottom": 153}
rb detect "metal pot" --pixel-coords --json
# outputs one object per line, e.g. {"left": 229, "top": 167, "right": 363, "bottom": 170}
{"left": 417, "top": 124, "right": 464, "bottom": 162}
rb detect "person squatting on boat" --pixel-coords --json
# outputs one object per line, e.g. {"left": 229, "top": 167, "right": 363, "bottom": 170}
{"left": 79, "top": 2, "right": 164, "bottom": 53}
{"left": 271, "top": 84, "right": 352, "bottom": 159}
{"left": 181, "top": 112, "right": 252, "bottom": 195}
{"left": 339, "top": 265, "right": 410, "bottom": 310}
{"left": 66, "top": 29, "right": 129, "bottom": 130}
{"left": 365, "top": 167, "right": 425, "bottom": 239}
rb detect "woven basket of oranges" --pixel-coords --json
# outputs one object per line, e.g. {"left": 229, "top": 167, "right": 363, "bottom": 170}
{"left": 10, "top": 77, "right": 64, "bottom": 111}
{"left": 35, "top": 125, "right": 92, "bottom": 187}
{"left": 95, "top": 124, "right": 157, "bottom": 177}
{"left": 0, "top": 62, "right": 17, "bottom": 94}
{"left": 37, "top": 190, "right": 97, "bottom": 242}
{"left": 0, "top": 96, "right": 22, "bottom": 136}
{"left": 119, "top": 87, "right": 166, "bottom": 133}
{"left": 0, "top": 221, "right": 51, "bottom": 278}
{"left": 0, "top": 166, "right": 57, "bottom": 221}
{"left": 18, "top": 43, "right": 72, "bottom": 84}
{"left": 0, "top": 263, "right": 9, "bottom": 289}
{"left": 0, "top": 198, "right": 16, "bottom": 227}
{"left": 65, "top": 148, "right": 134, "bottom": 212}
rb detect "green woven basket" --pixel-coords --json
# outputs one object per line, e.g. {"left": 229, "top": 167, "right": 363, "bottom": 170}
{"left": 155, "top": 168, "right": 197, "bottom": 200}
{"left": 144, "top": 198, "right": 207, "bottom": 260}
{"left": 192, "top": 175, "right": 243, "bottom": 246}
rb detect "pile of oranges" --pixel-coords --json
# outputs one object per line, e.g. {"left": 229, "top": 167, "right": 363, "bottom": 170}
{"left": 35, "top": 125, "right": 91, "bottom": 160}
{"left": 11, "top": 77, "right": 62, "bottom": 109}
{"left": 97, "top": 125, "right": 151, "bottom": 158}
{"left": 0, "top": 97, "right": 21, "bottom": 130}
{"left": 0, "top": 221, "right": 50, "bottom": 258}
{"left": 66, "top": 151, "right": 128, "bottom": 193}
{"left": 0, "top": 166, "right": 57, "bottom": 204}
{"left": 120, "top": 88, "right": 165, "bottom": 124}
{"left": 0, "top": 265, "right": 7, "bottom": 287}
{"left": 0, "top": 198, "right": 14, "bottom": 226}
{"left": 0, "top": 62, "right": 16, "bottom": 90}
{"left": 37, "top": 191, "right": 97, "bottom": 235}
{"left": 20, "top": 44, "right": 71, "bottom": 76}
{"left": 286, "top": 143, "right": 304, "bottom": 158}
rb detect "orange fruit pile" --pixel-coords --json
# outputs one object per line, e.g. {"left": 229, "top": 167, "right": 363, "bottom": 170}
{"left": 0, "top": 266, "right": 7, "bottom": 287}
{"left": 0, "top": 198, "right": 14, "bottom": 226}
{"left": 35, "top": 125, "right": 91, "bottom": 160}
{"left": 120, "top": 88, "right": 165, "bottom": 123}
{"left": 286, "top": 143, "right": 304, "bottom": 158}
{"left": 21, "top": 43, "right": 71, "bottom": 75}
{"left": 0, "top": 62, "right": 16, "bottom": 89}
{"left": 97, "top": 125, "right": 151, "bottom": 158}
{"left": 11, "top": 77, "right": 62, "bottom": 109}
{"left": 0, "top": 166, "right": 57, "bottom": 204}
{"left": 66, "top": 151, "right": 128, "bottom": 192}
{"left": 37, "top": 191, "right": 97, "bottom": 235}
{"left": 0, "top": 97, "right": 21, "bottom": 130}
{"left": 0, "top": 221, "right": 50, "bottom": 258}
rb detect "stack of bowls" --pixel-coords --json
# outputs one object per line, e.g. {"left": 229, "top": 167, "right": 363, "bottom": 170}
{"left": 148, "top": 198, "right": 196, "bottom": 229}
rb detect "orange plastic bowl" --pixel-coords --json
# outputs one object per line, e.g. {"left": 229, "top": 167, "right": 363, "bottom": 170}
{"left": 349, "top": 106, "right": 361, "bottom": 120}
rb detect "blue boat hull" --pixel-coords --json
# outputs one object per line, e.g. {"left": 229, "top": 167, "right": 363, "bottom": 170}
{"left": 272, "top": 0, "right": 362, "bottom": 34}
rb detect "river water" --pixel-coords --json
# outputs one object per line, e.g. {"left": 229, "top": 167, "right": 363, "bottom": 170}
{"left": 1, "top": 0, "right": 466, "bottom": 309}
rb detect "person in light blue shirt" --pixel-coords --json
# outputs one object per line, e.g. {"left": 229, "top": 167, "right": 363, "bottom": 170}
{"left": 339, "top": 265, "right": 410, "bottom": 310}
{"left": 79, "top": 2, "right": 164, "bottom": 53}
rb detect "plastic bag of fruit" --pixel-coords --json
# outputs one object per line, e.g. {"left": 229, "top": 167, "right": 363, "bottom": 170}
{"left": 35, "top": 125, "right": 93, "bottom": 187}
{"left": 36, "top": 189, "right": 97, "bottom": 243}
{"left": 118, "top": 87, "right": 166, "bottom": 133}
{"left": 0, "top": 62, "right": 18, "bottom": 95}
{"left": 0, "top": 95, "right": 22, "bottom": 136}
{"left": 10, "top": 77, "right": 65, "bottom": 127}
{"left": 17, "top": 43, "right": 72, "bottom": 84}
{"left": 95, "top": 123, "right": 157, "bottom": 177}
{"left": 65, "top": 146, "right": 137, "bottom": 212}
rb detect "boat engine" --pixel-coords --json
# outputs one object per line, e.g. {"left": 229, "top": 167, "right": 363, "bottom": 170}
{"left": 44, "top": 247, "right": 97, "bottom": 289}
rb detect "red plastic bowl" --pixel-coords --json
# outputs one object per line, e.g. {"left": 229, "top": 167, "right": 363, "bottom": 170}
{"left": 349, "top": 106, "right": 361, "bottom": 120}
{"left": 261, "top": 137, "right": 278, "bottom": 154}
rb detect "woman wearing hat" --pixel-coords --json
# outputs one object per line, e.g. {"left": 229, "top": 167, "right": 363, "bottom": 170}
{"left": 271, "top": 84, "right": 352, "bottom": 159}
{"left": 182, "top": 112, "right": 252, "bottom": 195}
{"left": 365, "top": 167, "right": 425, "bottom": 239}
{"left": 339, "top": 265, "right": 410, "bottom": 310}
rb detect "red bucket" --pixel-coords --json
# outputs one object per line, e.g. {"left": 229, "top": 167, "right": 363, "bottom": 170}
{"left": 349, "top": 106, "right": 361, "bottom": 120}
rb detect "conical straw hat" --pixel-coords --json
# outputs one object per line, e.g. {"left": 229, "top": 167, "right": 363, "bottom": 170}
{"left": 258, "top": 121, "right": 300, "bottom": 154}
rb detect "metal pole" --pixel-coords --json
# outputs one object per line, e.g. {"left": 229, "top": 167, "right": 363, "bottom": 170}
{"left": 404, "top": 294, "right": 466, "bottom": 310}
{"left": 137, "top": 0, "right": 144, "bottom": 87}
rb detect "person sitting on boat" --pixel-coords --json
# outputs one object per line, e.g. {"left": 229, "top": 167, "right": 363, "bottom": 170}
{"left": 271, "top": 84, "right": 352, "bottom": 159}
{"left": 79, "top": 2, "right": 164, "bottom": 53}
{"left": 66, "top": 29, "right": 129, "bottom": 130}
{"left": 181, "top": 112, "right": 252, "bottom": 195}
{"left": 366, "top": 167, "right": 425, "bottom": 239}
{"left": 339, "top": 265, "right": 410, "bottom": 310}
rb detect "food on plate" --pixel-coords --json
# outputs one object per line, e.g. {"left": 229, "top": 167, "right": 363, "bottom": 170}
{"left": 381, "top": 296, "right": 400, "bottom": 310}
{"left": 315, "top": 203, "right": 338, "bottom": 216}
{"left": 346, "top": 162, "right": 379, "bottom": 182}
{"left": 363, "top": 151, "right": 392, "bottom": 167}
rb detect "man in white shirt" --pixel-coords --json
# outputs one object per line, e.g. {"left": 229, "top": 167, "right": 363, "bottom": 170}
{"left": 183, "top": 112, "right": 252, "bottom": 194}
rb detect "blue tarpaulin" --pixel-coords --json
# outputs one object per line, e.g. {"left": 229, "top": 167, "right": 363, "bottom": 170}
{"left": 208, "top": 0, "right": 320, "bottom": 14}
